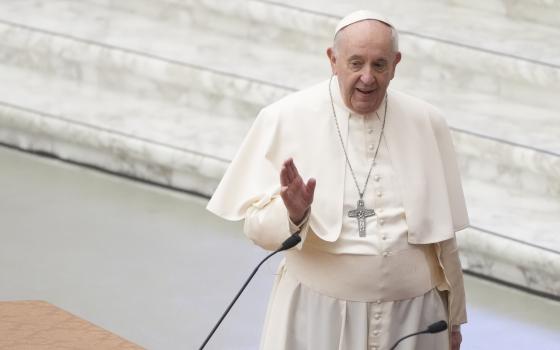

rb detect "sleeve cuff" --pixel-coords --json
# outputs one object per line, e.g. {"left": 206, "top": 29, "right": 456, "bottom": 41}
{"left": 288, "top": 209, "right": 311, "bottom": 250}
{"left": 288, "top": 209, "right": 311, "bottom": 233}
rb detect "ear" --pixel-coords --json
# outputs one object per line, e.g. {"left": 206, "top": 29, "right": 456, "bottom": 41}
{"left": 326, "top": 47, "right": 337, "bottom": 75}
{"left": 390, "top": 51, "right": 402, "bottom": 79}
{"left": 394, "top": 51, "right": 402, "bottom": 66}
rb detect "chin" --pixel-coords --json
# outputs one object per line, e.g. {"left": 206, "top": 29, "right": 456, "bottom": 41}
{"left": 352, "top": 103, "right": 378, "bottom": 115}
{"left": 351, "top": 98, "right": 382, "bottom": 115}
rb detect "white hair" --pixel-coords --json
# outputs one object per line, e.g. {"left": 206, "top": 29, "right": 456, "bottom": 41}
{"left": 332, "top": 20, "right": 399, "bottom": 55}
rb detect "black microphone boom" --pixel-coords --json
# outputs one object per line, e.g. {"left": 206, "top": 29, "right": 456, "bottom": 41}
{"left": 389, "top": 320, "right": 448, "bottom": 350}
{"left": 198, "top": 232, "right": 301, "bottom": 350}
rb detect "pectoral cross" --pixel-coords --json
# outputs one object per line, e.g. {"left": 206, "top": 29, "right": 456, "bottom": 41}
{"left": 348, "top": 198, "right": 376, "bottom": 237}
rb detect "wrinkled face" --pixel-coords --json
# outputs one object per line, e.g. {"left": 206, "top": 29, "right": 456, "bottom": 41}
{"left": 327, "top": 20, "right": 401, "bottom": 115}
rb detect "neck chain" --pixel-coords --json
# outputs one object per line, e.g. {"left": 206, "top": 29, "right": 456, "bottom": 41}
{"left": 328, "top": 75, "right": 388, "bottom": 236}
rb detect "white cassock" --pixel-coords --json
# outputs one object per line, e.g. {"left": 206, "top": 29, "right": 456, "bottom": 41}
{"left": 207, "top": 77, "right": 469, "bottom": 350}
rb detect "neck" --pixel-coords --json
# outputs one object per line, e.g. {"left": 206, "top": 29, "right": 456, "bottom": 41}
{"left": 348, "top": 97, "right": 386, "bottom": 119}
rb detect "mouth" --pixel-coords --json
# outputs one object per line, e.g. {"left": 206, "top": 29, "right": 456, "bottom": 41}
{"left": 356, "top": 87, "right": 375, "bottom": 95}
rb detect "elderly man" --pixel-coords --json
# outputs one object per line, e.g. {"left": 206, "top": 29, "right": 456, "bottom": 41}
{"left": 208, "top": 10, "right": 468, "bottom": 350}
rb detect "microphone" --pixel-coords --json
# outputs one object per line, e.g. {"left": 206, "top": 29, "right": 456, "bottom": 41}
{"left": 427, "top": 320, "right": 448, "bottom": 333}
{"left": 199, "top": 232, "right": 301, "bottom": 350}
{"left": 279, "top": 231, "right": 302, "bottom": 251}
{"left": 389, "top": 320, "right": 448, "bottom": 350}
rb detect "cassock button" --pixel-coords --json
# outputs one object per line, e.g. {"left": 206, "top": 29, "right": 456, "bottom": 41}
{"left": 368, "top": 144, "right": 374, "bottom": 151}
{"left": 383, "top": 251, "right": 389, "bottom": 257}
{"left": 379, "top": 219, "right": 385, "bottom": 225}
{"left": 376, "top": 300, "right": 381, "bottom": 305}
{"left": 373, "top": 330, "right": 380, "bottom": 335}
{"left": 368, "top": 128, "right": 374, "bottom": 134}
{"left": 374, "top": 313, "right": 381, "bottom": 319}
{"left": 382, "top": 235, "right": 387, "bottom": 240}
{"left": 377, "top": 191, "right": 383, "bottom": 197}
{"left": 374, "top": 175, "right": 381, "bottom": 181}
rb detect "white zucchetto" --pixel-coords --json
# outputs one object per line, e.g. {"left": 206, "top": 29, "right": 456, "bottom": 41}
{"left": 334, "top": 10, "right": 394, "bottom": 36}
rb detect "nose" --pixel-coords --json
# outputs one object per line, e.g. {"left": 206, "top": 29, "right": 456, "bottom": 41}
{"left": 360, "top": 68, "right": 375, "bottom": 85}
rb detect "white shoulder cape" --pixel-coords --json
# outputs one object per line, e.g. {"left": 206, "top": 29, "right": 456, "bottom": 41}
{"left": 207, "top": 78, "right": 469, "bottom": 244}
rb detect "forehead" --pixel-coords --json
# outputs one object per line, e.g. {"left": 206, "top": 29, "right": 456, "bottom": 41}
{"left": 336, "top": 20, "right": 393, "bottom": 57}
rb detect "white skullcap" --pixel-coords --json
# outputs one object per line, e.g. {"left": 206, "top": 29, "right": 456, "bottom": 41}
{"left": 334, "top": 10, "right": 394, "bottom": 37}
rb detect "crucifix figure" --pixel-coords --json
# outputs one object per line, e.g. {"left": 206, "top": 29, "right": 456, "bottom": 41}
{"left": 348, "top": 198, "right": 376, "bottom": 237}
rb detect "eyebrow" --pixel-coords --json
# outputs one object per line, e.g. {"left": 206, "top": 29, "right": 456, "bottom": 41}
{"left": 347, "top": 55, "right": 388, "bottom": 63}
{"left": 347, "top": 55, "right": 363, "bottom": 61}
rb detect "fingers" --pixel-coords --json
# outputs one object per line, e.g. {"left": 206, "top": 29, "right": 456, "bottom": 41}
{"left": 288, "top": 158, "right": 301, "bottom": 180}
{"left": 280, "top": 164, "right": 290, "bottom": 186}
{"left": 280, "top": 159, "right": 310, "bottom": 199}
{"left": 281, "top": 158, "right": 293, "bottom": 184}
{"left": 281, "top": 157, "right": 300, "bottom": 184}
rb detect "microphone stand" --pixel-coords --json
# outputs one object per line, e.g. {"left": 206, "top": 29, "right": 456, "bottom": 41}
{"left": 389, "top": 320, "right": 448, "bottom": 350}
{"left": 389, "top": 330, "right": 427, "bottom": 350}
{"left": 198, "top": 232, "right": 301, "bottom": 350}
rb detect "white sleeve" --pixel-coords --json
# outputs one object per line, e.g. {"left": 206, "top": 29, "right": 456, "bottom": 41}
{"left": 437, "top": 237, "right": 468, "bottom": 326}
{"left": 243, "top": 190, "right": 309, "bottom": 251}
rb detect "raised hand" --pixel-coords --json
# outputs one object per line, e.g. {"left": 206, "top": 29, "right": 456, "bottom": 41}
{"left": 280, "top": 158, "right": 316, "bottom": 224}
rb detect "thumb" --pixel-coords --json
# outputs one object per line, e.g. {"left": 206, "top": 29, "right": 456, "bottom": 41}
{"left": 306, "top": 178, "right": 316, "bottom": 201}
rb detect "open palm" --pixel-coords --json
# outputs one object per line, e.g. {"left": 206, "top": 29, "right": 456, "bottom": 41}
{"left": 280, "top": 158, "right": 316, "bottom": 224}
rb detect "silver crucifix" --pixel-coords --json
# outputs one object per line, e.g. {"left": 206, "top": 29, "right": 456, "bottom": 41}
{"left": 348, "top": 198, "right": 376, "bottom": 237}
